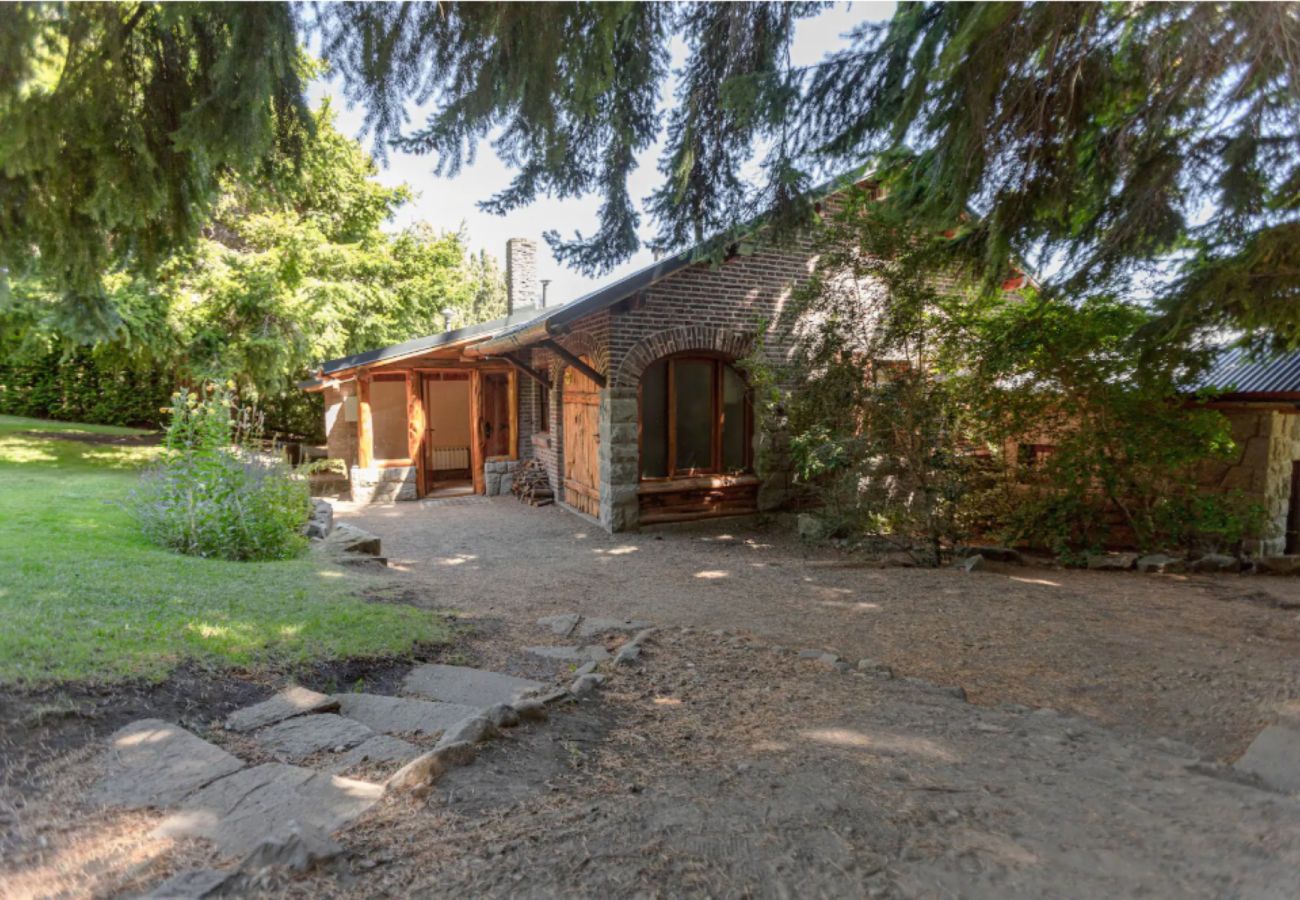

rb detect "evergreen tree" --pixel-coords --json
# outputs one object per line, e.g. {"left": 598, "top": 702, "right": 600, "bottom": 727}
{"left": 319, "top": 1, "right": 1300, "bottom": 347}
{"left": 5, "top": 3, "right": 1298, "bottom": 346}
{"left": 0, "top": 2, "right": 310, "bottom": 334}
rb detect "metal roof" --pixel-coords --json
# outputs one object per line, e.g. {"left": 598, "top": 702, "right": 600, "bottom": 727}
{"left": 470, "top": 169, "right": 881, "bottom": 357}
{"left": 314, "top": 307, "right": 545, "bottom": 377}
{"left": 1195, "top": 347, "right": 1300, "bottom": 396}
{"left": 469, "top": 246, "right": 700, "bottom": 356}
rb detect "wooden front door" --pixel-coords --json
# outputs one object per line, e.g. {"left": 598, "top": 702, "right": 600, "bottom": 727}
{"left": 480, "top": 371, "right": 513, "bottom": 459}
{"left": 562, "top": 359, "right": 601, "bottom": 517}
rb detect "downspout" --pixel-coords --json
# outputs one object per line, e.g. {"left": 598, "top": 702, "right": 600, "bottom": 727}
{"left": 465, "top": 316, "right": 564, "bottom": 359}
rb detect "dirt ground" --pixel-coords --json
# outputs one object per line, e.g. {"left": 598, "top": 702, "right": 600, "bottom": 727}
{"left": 348, "top": 497, "right": 1300, "bottom": 762}
{"left": 12, "top": 623, "right": 1299, "bottom": 898}
{"left": 5, "top": 497, "right": 1300, "bottom": 898}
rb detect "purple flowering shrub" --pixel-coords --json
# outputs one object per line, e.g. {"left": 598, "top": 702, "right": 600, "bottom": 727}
{"left": 130, "top": 385, "right": 310, "bottom": 561}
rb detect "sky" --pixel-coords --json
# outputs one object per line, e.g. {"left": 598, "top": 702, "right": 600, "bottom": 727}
{"left": 309, "top": 2, "right": 896, "bottom": 308}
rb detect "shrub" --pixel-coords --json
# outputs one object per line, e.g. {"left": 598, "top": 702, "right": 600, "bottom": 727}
{"left": 130, "top": 385, "right": 310, "bottom": 561}
{"left": 779, "top": 189, "right": 1258, "bottom": 562}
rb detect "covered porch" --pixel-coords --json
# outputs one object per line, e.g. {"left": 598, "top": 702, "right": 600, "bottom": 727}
{"left": 309, "top": 335, "right": 530, "bottom": 503}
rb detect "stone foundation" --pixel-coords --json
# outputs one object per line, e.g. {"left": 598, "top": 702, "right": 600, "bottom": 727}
{"left": 350, "top": 465, "right": 417, "bottom": 504}
{"left": 484, "top": 459, "right": 519, "bottom": 496}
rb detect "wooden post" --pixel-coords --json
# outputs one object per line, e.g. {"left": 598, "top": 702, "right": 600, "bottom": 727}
{"left": 469, "top": 369, "right": 484, "bottom": 494}
{"left": 508, "top": 369, "right": 519, "bottom": 459}
{"left": 407, "top": 373, "right": 427, "bottom": 497}
{"left": 542, "top": 340, "right": 606, "bottom": 389}
{"left": 357, "top": 376, "right": 373, "bottom": 469}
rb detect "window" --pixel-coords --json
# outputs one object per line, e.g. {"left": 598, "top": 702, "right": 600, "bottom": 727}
{"left": 370, "top": 375, "right": 409, "bottom": 461}
{"left": 537, "top": 383, "right": 550, "bottom": 433}
{"left": 1017, "top": 443, "right": 1054, "bottom": 471}
{"left": 639, "top": 355, "right": 751, "bottom": 479}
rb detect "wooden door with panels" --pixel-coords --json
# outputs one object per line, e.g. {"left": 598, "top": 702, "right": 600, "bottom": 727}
{"left": 562, "top": 357, "right": 601, "bottom": 517}
{"left": 481, "top": 371, "right": 513, "bottom": 459}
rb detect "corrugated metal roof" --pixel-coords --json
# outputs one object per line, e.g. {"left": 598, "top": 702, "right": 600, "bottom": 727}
{"left": 1195, "top": 347, "right": 1300, "bottom": 395}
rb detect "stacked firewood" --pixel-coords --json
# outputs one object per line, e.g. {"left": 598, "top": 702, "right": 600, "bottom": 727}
{"left": 512, "top": 458, "right": 555, "bottom": 506}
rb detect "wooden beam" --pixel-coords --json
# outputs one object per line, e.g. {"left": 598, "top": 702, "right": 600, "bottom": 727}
{"left": 356, "top": 377, "right": 373, "bottom": 469}
{"left": 497, "top": 353, "right": 551, "bottom": 390}
{"left": 508, "top": 369, "right": 519, "bottom": 460}
{"left": 542, "top": 340, "right": 606, "bottom": 389}
{"left": 469, "top": 370, "right": 484, "bottom": 494}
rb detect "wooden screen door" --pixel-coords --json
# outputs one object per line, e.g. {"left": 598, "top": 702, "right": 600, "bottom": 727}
{"left": 562, "top": 358, "right": 601, "bottom": 517}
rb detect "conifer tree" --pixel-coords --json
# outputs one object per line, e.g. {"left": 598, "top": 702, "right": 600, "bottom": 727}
{"left": 4, "top": 3, "right": 1298, "bottom": 346}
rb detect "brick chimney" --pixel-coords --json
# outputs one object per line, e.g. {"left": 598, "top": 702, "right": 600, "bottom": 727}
{"left": 505, "top": 238, "right": 538, "bottom": 315}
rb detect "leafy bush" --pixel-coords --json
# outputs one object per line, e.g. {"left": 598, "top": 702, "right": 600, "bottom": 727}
{"left": 130, "top": 385, "right": 310, "bottom": 561}
{"left": 779, "top": 188, "right": 1261, "bottom": 562}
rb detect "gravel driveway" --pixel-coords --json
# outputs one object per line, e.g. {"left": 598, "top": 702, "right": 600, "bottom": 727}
{"left": 11, "top": 497, "right": 1300, "bottom": 897}
{"left": 343, "top": 497, "right": 1300, "bottom": 761}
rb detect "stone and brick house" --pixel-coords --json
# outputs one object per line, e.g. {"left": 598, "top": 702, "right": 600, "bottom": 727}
{"left": 303, "top": 196, "right": 1300, "bottom": 547}
{"left": 303, "top": 221, "right": 820, "bottom": 531}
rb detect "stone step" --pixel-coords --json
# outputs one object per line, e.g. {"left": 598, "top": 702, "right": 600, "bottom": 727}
{"left": 253, "top": 713, "right": 376, "bottom": 761}
{"left": 403, "top": 663, "right": 545, "bottom": 708}
{"left": 333, "top": 692, "right": 480, "bottom": 736}
{"left": 525, "top": 645, "right": 610, "bottom": 663}
{"left": 1234, "top": 724, "right": 1300, "bottom": 794}
{"left": 225, "top": 685, "right": 337, "bottom": 733}
{"left": 326, "top": 735, "right": 423, "bottom": 775}
{"left": 153, "top": 763, "right": 383, "bottom": 855}
{"left": 536, "top": 613, "right": 652, "bottom": 638}
{"left": 94, "top": 719, "right": 245, "bottom": 810}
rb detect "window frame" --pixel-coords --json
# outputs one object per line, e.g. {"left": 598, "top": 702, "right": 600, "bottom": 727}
{"left": 536, "top": 381, "right": 550, "bottom": 434}
{"left": 638, "top": 352, "right": 753, "bottom": 481}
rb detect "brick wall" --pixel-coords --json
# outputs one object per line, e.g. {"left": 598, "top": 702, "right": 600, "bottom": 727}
{"left": 521, "top": 238, "right": 822, "bottom": 530}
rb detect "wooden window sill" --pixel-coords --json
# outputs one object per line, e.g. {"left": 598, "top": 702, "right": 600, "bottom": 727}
{"left": 637, "top": 473, "right": 758, "bottom": 495}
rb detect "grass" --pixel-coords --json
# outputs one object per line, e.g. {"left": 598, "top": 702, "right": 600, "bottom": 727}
{"left": 0, "top": 414, "right": 447, "bottom": 687}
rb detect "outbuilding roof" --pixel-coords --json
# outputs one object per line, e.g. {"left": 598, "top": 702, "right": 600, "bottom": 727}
{"left": 311, "top": 306, "right": 543, "bottom": 379}
{"left": 1195, "top": 347, "right": 1300, "bottom": 398}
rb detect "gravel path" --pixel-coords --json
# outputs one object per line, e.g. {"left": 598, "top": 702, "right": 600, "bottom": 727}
{"left": 12, "top": 499, "right": 1298, "bottom": 897}
{"left": 343, "top": 497, "right": 1300, "bottom": 761}
{"left": 290, "top": 629, "right": 1300, "bottom": 898}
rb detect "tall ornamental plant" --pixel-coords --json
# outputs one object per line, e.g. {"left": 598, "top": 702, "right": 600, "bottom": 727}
{"left": 130, "top": 384, "right": 310, "bottom": 561}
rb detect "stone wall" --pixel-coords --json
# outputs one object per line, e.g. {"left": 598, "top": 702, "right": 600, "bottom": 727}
{"left": 506, "top": 238, "right": 539, "bottom": 313}
{"left": 483, "top": 459, "right": 520, "bottom": 496}
{"left": 1199, "top": 408, "right": 1300, "bottom": 555}
{"left": 523, "top": 238, "right": 823, "bottom": 532}
{"left": 350, "top": 465, "right": 417, "bottom": 504}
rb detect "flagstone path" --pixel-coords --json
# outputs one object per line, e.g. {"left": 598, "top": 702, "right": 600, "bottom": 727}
{"left": 92, "top": 662, "right": 571, "bottom": 867}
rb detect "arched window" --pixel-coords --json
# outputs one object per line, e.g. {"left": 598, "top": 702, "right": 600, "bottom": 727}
{"left": 639, "top": 355, "right": 751, "bottom": 479}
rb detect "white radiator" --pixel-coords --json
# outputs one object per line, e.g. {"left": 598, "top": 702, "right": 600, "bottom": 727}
{"left": 429, "top": 446, "right": 470, "bottom": 470}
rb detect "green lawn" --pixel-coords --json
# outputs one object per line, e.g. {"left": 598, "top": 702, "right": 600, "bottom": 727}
{"left": 0, "top": 415, "right": 446, "bottom": 686}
